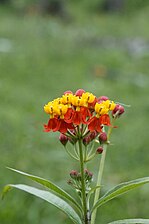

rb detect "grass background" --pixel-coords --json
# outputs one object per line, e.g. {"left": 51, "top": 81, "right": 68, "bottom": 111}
{"left": 0, "top": 2, "right": 149, "bottom": 224}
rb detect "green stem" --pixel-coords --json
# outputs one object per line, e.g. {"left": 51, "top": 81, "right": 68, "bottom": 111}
{"left": 91, "top": 143, "right": 107, "bottom": 224}
{"left": 91, "top": 124, "right": 114, "bottom": 224}
{"left": 78, "top": 138, "right": 89, "bottom": 224}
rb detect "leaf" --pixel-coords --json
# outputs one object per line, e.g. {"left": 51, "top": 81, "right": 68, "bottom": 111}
{"left": 91, "top": 177, "right": 149, "bottom": 213}
{"left": 108, "top": 219, "right": 149, "bottom": 224}
{"left": 2, "top": 184, "right": 82, "bottom": 224}
{"left": 7, "top": 167, "right": 82, "bottom": 213}
{"left": 1, "top": 185, "right": 12, "bottom": 199}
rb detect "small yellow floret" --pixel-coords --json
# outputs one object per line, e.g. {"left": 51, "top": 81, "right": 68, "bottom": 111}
{"left": 71, "top": 96, "right": 87, "bottom": 107}
{"left": 61, "top": 94, "right": 73, "bottom": 105}
{"left": 103, "top": 100, "right": 116, "bottom": 111}
{"left": 54, "top": 104, "right": 68, "bottom": 118}
{"left": 44, "top": 104, "right": 50, "bottom": 114}
{"left": 82, "top": 92, "right": 95, "bottom": 104}
{"left": 53, "top": 98, "right": 63, "bottom": 104}
{"left": 109, "top": 101, "right": 116, "bottom": 110}
{"left": 44, "top": 102, "right": 54, "bottom": 114}
{"left": 95, "top": 103, "right": 109, "bottom": 115}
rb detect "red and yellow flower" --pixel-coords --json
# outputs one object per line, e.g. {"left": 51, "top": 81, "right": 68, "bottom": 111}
{"left": 43, "top": 89, "right": 117, "bottom": 134}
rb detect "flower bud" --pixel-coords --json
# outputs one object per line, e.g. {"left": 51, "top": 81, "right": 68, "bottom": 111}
{"left": 97, "top": 96, "right": 109, "bottom": 103}
{"left": 70, "top": 170, "right": 78, "bottom": 179}
{"left": 88, "top": 171, "right": 93, "bottom": 181}
{"left": 67, "top": 179, "right": 73, "bottom": 185}
{"left": 89, "top": 130, "right": 98, "bottom": 141}
{"left": 75, "top": 89, "right": 85, "bottom": 96}
{"left": 99, "top": 132, "right": 107, "bottom": 144}
{"left": 59, "top": 133, "right": 68, "bottom": 146}
{"left": 84, "top": 169, "right": 93, "bottom": 182}
{"left": 64, "top": 90, "right": 73, "bottom": 95}
{"left": 96, "top": 146, "right": 103, "bottom": 154}
{"left": 84, "top": 169, "right": 89, "bottom": 176}
{"left": 112, "top": 104, "right": 124, "bottom": 118}
{"left": 83, "top": 136, "right": 91, "bottom": 146}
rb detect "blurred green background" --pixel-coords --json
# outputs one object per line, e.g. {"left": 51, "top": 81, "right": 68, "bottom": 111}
{"left": 0, "top": 0, "right": 149, "bottom": 223}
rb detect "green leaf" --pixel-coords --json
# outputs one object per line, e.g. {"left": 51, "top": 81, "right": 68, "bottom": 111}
{"left": 2, "top": 184, "right": 82, "bottom": 224}
{"left": 1, "top": 185, "right": 12, "bottom": 200}
{"left": 7, "top": 167, "right": 82, "bottom": 213}
{"left": 91, "top": 177, "right": 149, "bottom": 213}
{"left": 108, "top": 219, "right": 149, "bottom": 224}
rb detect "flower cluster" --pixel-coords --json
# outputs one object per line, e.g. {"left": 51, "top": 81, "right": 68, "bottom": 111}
{"left": 44, "top": 89, "right": 119, "bottom": 134}
{"left": 68, "top": 169, "right": 93, "bottom": 193}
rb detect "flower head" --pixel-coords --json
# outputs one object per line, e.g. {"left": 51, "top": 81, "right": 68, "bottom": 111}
{"left": 43, "top": 89, "right": 123, "bottom": 135}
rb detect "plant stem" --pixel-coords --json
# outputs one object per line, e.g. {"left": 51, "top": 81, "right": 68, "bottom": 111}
{"left": 91, "top": 125, "right": 114, "bottom": 224}
{"left": 78, "top": 138, "right": 89, "bottom": 224}
{"left": 91, "top": 143, "right": 107, "bottom": 224}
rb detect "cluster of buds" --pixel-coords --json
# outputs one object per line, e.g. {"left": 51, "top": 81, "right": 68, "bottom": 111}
{"left": 95, "top": 103, "right": 125, "bottom": 154}
{"left": 83, "top": 131, "right": 98, "bottom": 146}
{"left": 68, "top": 169, "right": 93, "bottom": 193}
{"left": 59, "top": 132, "right": 78, "bottom": 146}
{"left": 96, "top": 132, "right": 108, "bottom": 154}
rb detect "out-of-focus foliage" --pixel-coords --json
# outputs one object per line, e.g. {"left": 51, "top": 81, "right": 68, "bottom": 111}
{"left": 0, "top": 1, "right": 149, "bottom": 224}
{"left": 2, "top": 0, "right": 149, "bottom": 14}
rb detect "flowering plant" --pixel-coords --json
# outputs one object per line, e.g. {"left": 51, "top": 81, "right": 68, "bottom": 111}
{"left": 2, "top": 89, "right": 149, "bottom": 224}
